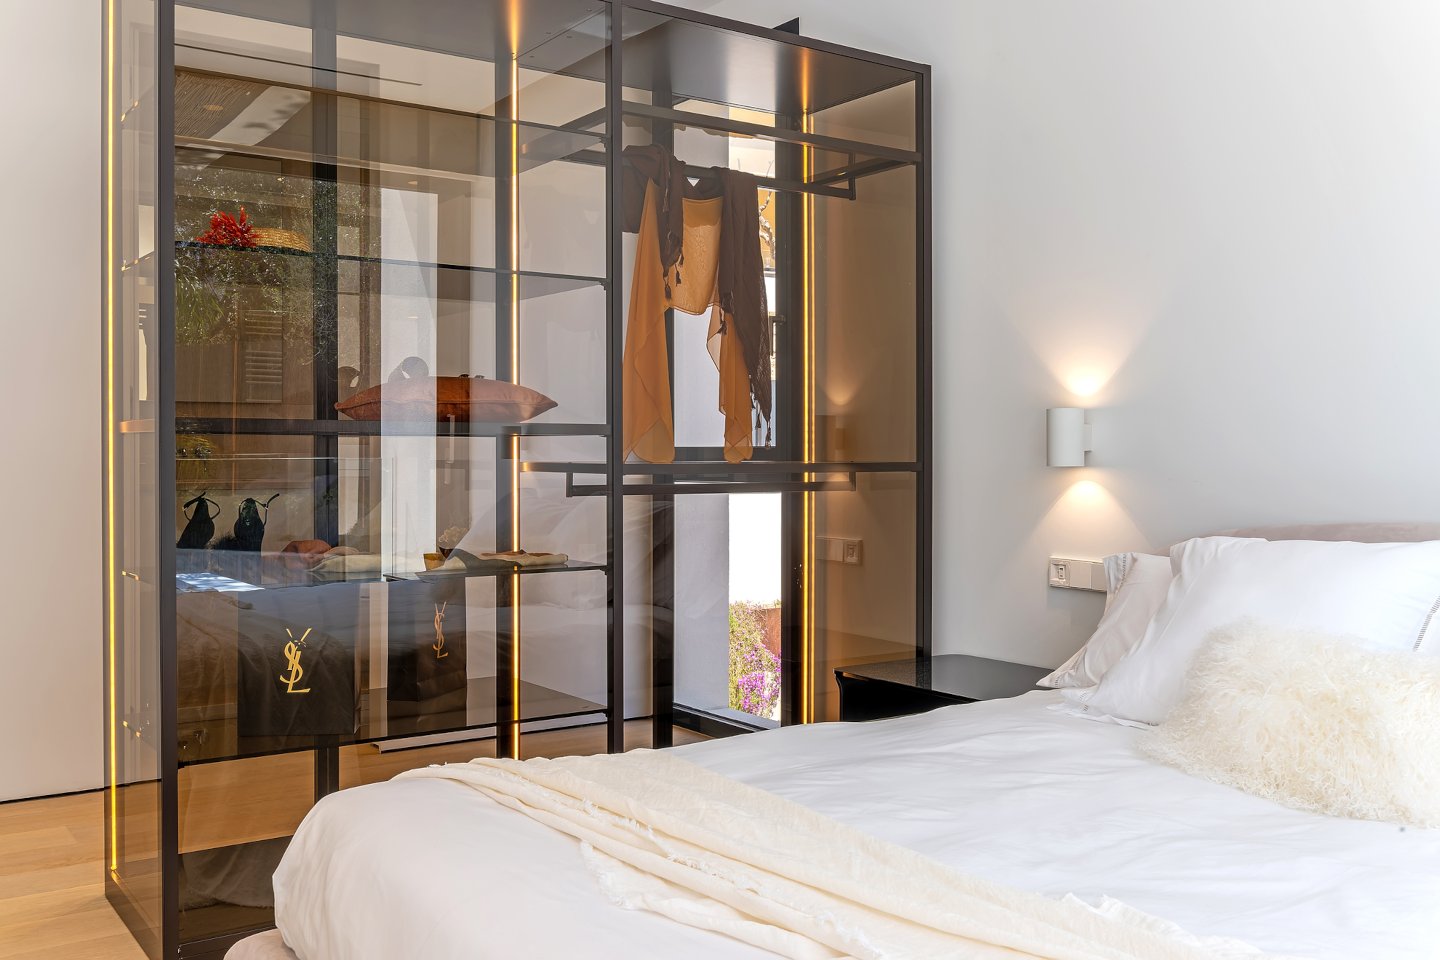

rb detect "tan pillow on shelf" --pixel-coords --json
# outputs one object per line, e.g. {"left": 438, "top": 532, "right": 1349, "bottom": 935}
{"left": 335, "top": 375, "right": 557, "bottom": 423}
{"left": 1142, "top": 621, "right": 1440, "bottom": 828}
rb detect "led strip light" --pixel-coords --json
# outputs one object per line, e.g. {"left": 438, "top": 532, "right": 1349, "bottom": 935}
{"left": 105, "top": 0, "right": 119, "bottom": 874}
{"left": 508, "top": 19, "right": 522, "bottom": 759}
{"left": 801, "top": 95, "right": 816, "bottom": 725}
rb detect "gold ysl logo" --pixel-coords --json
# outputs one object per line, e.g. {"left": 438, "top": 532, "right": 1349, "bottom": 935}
{"left": 432, "top": 602, "right": 449, "bottom": 659}
{"left": 280, "top": 627, "right": 313, "bottom": 694}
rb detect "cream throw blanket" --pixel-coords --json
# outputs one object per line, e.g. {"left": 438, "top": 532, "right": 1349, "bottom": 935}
{"left": 397, "top": 751, "right": 1282, "bottom": 960}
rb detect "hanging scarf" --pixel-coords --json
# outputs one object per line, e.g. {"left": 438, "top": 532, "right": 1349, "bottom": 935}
{"left": 622, "top": 147, "right": 775, "bottom": 438}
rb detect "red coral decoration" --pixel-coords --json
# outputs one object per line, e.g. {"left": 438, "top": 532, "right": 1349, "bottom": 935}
{"left": 195, "top": 206, "right": 257, "bottom": 247}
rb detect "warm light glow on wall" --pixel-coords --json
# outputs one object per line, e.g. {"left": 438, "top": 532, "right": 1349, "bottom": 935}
{"left": 1040, "top": 475, "right": 1146, "bottom": 555}
{"left": 1065, "top": 478, "right": 1105, "bottom": 503}
{"left": 1021, "top": 299, "right": 1154, "bottom": 406}
{"left": 1064, "top": 373, "right": 1105, "bottom": 399}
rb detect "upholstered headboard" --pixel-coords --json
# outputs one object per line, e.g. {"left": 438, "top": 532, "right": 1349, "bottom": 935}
{"left": 1208, "top": 522, "right": 1440, "bottom": 543}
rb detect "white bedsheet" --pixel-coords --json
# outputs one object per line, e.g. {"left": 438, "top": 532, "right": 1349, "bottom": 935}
{"left": 273, "top": 692, "right": 1440, "bottom": 959}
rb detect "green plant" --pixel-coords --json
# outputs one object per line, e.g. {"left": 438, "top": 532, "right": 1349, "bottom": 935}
{"left": 172, "top": 168, "right": 362, "bottom": 363}
{"left": 729, "top": 601, "right": 781, "bottom": 718}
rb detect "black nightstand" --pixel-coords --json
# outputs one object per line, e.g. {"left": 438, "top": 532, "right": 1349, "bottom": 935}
{"left": 834, "top": 655, "right": 1051, "bottom": 722}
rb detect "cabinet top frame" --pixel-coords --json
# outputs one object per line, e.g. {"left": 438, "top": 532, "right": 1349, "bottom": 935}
{"left": 176, "top": 0, "right": 928, "bottom": 118}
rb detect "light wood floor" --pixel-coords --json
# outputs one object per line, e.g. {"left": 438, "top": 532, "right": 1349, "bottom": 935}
{"left": 0, "top": 721, "right": 704, "bottom": 959}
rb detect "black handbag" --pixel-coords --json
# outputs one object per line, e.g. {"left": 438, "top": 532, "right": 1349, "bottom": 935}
{"left": 386, "top": 577, "right": 467, "bottom": 702}
{"left": 235, "top": 582, "right": 360, "bottom": 738}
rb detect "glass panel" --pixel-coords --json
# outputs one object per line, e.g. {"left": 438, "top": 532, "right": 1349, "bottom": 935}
{"left": 810, "top": 163, "right": 918, "bottom": 463}
{"left": 809, "top": 474, "right": 918, "bottom": 722}
{"left": 811, "top": 79, "right": 917, "bottom": 153}
{"left": 673, "top": 494, "right": 783, "bottom": 726}
{"left": 518, "top": 153, "right": 606, "bottom": 280}
{"left": 167, "top": 0, "right": 613, "bottom": 945}
{"left": 106, "top": 0, "right": 164, "bottom": 954}
{"left": 176, "top": 751, "right": 312, "bottom": 943}
{"left": 651, "top": 472, "right": 917, "bottom": 732}
{"left": 809, "top": 83, "right": 918, "bottom": 463}
{"left": 628, "top": 489, "right": 779, "bottom": 737}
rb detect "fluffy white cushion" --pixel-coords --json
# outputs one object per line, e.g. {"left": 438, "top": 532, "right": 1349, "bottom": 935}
{"left": 1039, "top": 553, "right": 1171, "bottom": 689}
{"left": 1142, "top": 622, "right": 1440, "bottom": 828}
{"left": 1065, "top": 537, "right": 1440, "bottom": 725}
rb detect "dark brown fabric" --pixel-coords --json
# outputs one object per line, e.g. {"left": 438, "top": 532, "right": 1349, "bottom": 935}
{"left": 709, "top": 165, "right": 772, "bottom": 424}
{"left": 622, "top": 146, "right": 773, "bottom": 428}
{"left": 622, "top": 144, "right": 694, "bottom": 296}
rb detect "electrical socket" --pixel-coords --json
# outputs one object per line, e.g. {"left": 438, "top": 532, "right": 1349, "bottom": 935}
{"left": 1048, "top": 557, "right": 1105, "bottom": 591}
{"left": 1048, "top": 560, "right": 1070, "bottom": 587}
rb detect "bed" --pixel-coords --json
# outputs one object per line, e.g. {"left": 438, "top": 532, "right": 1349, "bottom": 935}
{"left": 228, "top": 523, "right": 1440, "bottom": 960}
{"left": 229, "top": 689, "right": 1440, "bottom": 960}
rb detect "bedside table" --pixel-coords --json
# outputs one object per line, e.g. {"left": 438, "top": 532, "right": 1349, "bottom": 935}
{"left": 834, "top": 655, "right": 1051, "bottom": 722}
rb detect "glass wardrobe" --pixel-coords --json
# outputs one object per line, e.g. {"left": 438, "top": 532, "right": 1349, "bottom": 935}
{"left": 103, "top": 1, "right": 929, "bottom": 955}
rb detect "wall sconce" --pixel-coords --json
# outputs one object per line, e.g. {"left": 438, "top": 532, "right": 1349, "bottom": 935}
{"left": 1047, "top": 408, "right": 1092, "bottom": 467}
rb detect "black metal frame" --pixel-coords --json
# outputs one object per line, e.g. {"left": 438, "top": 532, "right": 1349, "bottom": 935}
{"left": 916, "top": 60, "right": 934, "bottom": 660}
{"left": 612, "top": 0, "right": 932, "bottom": 736}
{"left": 605, "top": 0, "right": 628, "bottom": 755}
{"left": 105, "top": 0, "right": 930, "bottom": 954}
{"left": 159, "top": 1, "right": 181, "bottom": 955}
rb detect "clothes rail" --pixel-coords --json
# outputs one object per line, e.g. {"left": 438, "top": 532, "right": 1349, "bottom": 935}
{"left": 522, "top": 460, "right": 919, "bottom": 475}
{"left": 567, "top": 476, "right": 858, "bottom": 497}
{"left": 623, "top": 101, "right": 921, "bottom": 164}
{"left": 562, "top": 144, "right": 854, "bottom": 199}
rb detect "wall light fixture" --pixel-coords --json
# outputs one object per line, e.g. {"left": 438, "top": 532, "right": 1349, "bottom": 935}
{"left": 1047, "top": 407, "right": 1092, "bottom": 467}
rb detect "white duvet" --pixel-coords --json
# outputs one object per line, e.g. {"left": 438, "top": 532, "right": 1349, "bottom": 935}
{"left": 272, "top": 692, "right": 1440, "bottom": 959}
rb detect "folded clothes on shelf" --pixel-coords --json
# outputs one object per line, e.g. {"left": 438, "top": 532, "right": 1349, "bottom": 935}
{"left": 440, "top": 548, "right": 570, "bottom": 573}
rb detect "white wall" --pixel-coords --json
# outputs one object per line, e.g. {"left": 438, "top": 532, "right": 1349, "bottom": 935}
{"left": 0, "top": 0, "right": 102, "bottom": 800}
{"left": 677, "top": 0, "right": 1440, "bottom": 668}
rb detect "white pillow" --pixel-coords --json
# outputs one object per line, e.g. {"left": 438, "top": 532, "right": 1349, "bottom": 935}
{"left": 1065, "top": 536, "right": 1440, "bottom": 725}
{"left": 1039, "top": 553, "right": 1171, "bottom": 688}
{"left": 1141, "top": 621, "right": 1440, "bottom": 828}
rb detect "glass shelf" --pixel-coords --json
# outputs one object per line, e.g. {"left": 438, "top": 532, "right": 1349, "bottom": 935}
{"left": 175, "top": 560, "right": 608, "bottom": 593}
{"left": 173, "top": 241, "right": 605, "bottom": 301}
{"left": 177, "top": 0, "right": 610, "bottom": 78}
{"left": 175, "top": 417, "right": 609, "bottom": 438}
{"left": 176, "top": 564, "right": 607, "bottom": 597}
{"left": 524, "top": 459, "right": 921, "bottom": 474}
{"left": 174, "top": 67, "right": 608, "bottom": 181}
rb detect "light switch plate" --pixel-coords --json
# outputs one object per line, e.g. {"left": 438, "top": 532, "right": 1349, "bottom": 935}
{"left": 818, "top": 536, "right": 863, "bottom": 564}
{"left": 1048, "top": 557, "right": 1105, "bottom": 592}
